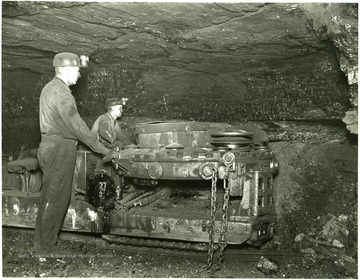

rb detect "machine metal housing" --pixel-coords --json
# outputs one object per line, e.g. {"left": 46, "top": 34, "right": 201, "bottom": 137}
{"left": 2, "top": 121, "right": 278, "bottom": 248}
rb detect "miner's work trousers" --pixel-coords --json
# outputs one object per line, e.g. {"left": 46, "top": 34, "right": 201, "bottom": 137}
{"left": 33, "top": 135, "right": 77, "bottom": 252}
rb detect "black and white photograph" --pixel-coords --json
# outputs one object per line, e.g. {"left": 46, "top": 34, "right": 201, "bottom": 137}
{"left": 1, "top": 1, "right": 358, "bottom": 278}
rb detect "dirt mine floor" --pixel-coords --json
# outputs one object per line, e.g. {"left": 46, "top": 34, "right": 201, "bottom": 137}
{"left": 1, "top": 227, "right": 357, "bottom": 278}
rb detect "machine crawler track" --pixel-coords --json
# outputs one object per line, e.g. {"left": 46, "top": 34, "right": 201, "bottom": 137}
{"left": 3, "top": 227, "right": 304, "bottom": 264}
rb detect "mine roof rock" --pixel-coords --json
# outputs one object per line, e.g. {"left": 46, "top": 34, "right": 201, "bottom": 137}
{"left": 2, "top": 2, "right": 357, "bottom": 76}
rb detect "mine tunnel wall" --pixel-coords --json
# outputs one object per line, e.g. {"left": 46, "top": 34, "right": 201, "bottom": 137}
{"left": 2, "top": 49, "right": 351, "bottom": 153}
{"left": 1, "top": 56, "right": 357, "bottom": 249}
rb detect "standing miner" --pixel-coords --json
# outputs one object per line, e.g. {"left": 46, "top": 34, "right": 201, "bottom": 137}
{"left": 33, "top": 52, "right": 115, "bottom": 254}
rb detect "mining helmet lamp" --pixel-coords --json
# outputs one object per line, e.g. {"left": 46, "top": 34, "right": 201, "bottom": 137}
{"left": 105, "top": 97, "right": 128, "bottom": 109}
{"left": 53, "top": 52, "right": 89, "bottom": 68}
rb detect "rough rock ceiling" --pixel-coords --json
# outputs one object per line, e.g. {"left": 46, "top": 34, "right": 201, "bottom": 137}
{"left": 1, "top": 2, "right": 351, "bottom": 73}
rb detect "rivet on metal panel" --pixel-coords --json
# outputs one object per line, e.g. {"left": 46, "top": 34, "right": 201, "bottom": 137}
{"left": 202, "top": 223, "right": 207, "bottom": 231}
{"left": 191, "top": 152, "right": 198, "bottom": 158}
{"left": 205, "top": 153, "right": 213, "bottom": 158}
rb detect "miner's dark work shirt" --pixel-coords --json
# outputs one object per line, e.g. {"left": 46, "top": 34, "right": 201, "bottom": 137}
{"left": 39, "top": 77, "right": 107, "bottom": 154}
{"left": 91, "top": 112, "right": 117, "bottom": 148}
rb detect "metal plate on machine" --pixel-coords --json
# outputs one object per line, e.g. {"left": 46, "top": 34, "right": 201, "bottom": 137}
{"left": 110, "top": 214, "right": 253, "bottom": 244}
{"left": 135, "top": 122, "right": 210, "bottom": 134}
{"left": 2, "top": 191, "right": 39, "bottom": 228}
{"left": 2, "top": 190, "right": 102, "bottom": 233}
{"left": 136, "top": 122, "right": 212, "bottom": 148}
{"left": 110, "top": 214, "right": 156, "bottom": 232}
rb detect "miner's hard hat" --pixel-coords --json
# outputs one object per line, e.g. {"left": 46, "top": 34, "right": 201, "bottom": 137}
{"left": 53, "top": 52, "right": 88, "bottom": 67}
{"left": 105, "top": 98, "right": 123, "bottom": 109}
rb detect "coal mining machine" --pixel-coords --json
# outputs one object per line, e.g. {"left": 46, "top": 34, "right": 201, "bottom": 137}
{"left": 2, "top": 121, "right": 279, "bottom": 256}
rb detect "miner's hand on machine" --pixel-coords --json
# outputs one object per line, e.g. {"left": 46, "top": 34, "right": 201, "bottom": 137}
{"left": 110, "top": 140, "right": 123, "bottom": 152}
{"left": 102, "top": 148, "right": 118, "bottom": 162}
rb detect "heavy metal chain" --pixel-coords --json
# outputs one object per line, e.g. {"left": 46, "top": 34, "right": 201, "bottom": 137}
{"left": 215, "top": 164, "right": 231, "bottom": 270}
{"left": 197, "top": 162, "right": 231, "bottom": 273}
{"left": 197, "top": 164, "right": 218, "bottom": 273}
